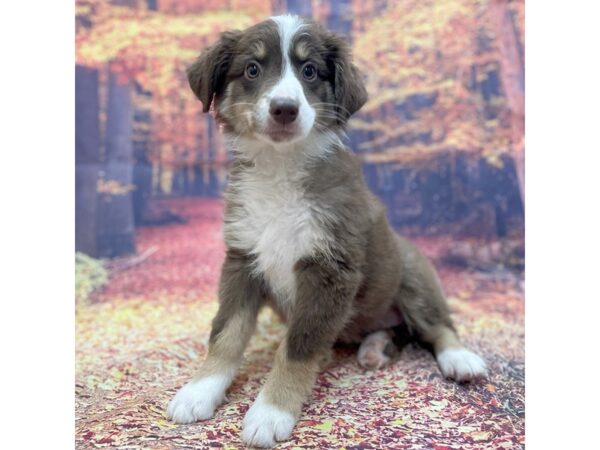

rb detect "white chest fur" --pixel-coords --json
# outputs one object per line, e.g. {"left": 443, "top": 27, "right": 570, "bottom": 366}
{"left": 224, "top": 153, "right": 331, "bottom": 309}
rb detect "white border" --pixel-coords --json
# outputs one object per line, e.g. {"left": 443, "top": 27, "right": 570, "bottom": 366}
{"left": 527, "top": 1, "right": 600, "bottom": 449}
{"left": 1, "top": 1, "right": 600, "bottom": 449}
{"left": 0, "top": 1, "right": 74, "bottom": 448}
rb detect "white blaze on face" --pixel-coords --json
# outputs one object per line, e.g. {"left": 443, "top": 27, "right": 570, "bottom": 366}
{"left": 257, "top": 15, "right": 315, "bottom": 142}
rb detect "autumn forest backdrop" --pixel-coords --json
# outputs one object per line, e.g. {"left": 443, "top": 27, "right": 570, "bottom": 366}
{"left": 75, "top": 2, "right": 525, "bottom": 447}
{"left": 76, "top": 0, "right": 524, "bottom": 262}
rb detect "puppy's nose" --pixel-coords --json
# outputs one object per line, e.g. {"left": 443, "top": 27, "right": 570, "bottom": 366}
{"left": 269, "top": 99, "right": 299, "bottom": 125}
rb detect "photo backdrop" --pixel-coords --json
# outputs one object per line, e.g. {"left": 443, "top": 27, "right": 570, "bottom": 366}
{"left": 76, "top": 0, "right": 524, "bottom": 264}
{"left": 75, "top": 3, "right": 525, "bottom": 448}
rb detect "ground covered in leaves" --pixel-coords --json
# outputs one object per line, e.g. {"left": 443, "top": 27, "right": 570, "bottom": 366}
{"left": 76, "top": 198, "right": 524, "bottom": 449}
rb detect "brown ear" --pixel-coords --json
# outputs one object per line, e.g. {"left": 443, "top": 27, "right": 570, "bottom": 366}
{"left": 187, "top": 31, "right": 241, "bottom": 113}
{"left": 324, "top": 32, "right": 368, "bottom": 124}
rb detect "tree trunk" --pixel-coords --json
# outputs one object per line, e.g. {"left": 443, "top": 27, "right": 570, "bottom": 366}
{"left": 97, "top": 70, "right": 136, "bottom": 258}
{"left": 133, "top": 139, "right": 152, "bottom": 224}
{"left": 133, "top": 87, "right": 153, "bottom": 225}
{"left": 328, "top": 0, "right": 353, "bottom": 38}
{"left": 286, "top": 0, "right": 311, "bottom": 17}
{"left": 489, "top": 0, "right": 525, "bottom": 206}
{"left": 75, "top": 65, "right": 100, "bottom": 257}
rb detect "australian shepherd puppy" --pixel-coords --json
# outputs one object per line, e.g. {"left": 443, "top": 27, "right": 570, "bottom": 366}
{"left": 167, "top": 15, "right": 487, "bottom": 448}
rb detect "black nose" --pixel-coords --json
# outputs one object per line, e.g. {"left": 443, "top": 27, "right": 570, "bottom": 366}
{"left": 269, "top": 99, "right": 299, "bottom": 125}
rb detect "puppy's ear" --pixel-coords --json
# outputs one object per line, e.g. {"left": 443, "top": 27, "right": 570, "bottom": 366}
{"left": 324, "top": 32, "right": 368, "bottom": 124}
{"left": 187, "top": 31, "right": 241, "bottom": 113}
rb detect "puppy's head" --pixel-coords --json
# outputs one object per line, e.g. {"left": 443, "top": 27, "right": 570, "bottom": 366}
{"left": 187, "top": 15, "right": 367, "bottom": 146}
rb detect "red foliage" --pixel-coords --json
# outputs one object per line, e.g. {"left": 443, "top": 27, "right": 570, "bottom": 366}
{"left": 98, "top": 198, "right": 523, "bottom": 321}
{"left": 98, "top": 198, "right": 225, "bottom": 302}
{"left": 79, "top": 198, "right": 524, "bottom": 449}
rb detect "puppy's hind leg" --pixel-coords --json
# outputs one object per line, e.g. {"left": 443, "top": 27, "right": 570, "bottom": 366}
{"left": 395, "top": 238, "right": 487, "bottom": 382}
{"left": 400, "top": 292, "right": 487, "bottom": 382}
{"left": 429, "top": 324, "right": 487, "bottom": 382}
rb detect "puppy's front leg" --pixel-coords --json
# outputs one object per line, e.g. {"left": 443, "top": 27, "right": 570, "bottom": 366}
{"left": 241, "top": 254, "right": 359, "bottom": 448}
{"left": 167, "top": 250, "right": 262, "bottom": 423}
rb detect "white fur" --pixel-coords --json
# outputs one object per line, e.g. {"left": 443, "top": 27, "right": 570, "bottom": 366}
{"left": 253, "top": 15, "right": 315, "bottom": 142}
{"left": 167, "top": 373, "right": 233, "bottom": 424}
{"left": 437, "top": 348, "right": 488, "bottom": 382}
{"left": 223, "top": 15, "right": 341, "bottom": 310}
{"left": 224, "top": 133, "right": 339, "bottom": 314}
{"left": 241, "top": 392, "right": 296, "bottom": 448}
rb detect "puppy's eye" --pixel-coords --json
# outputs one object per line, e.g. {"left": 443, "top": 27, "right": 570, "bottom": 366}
{"left": 302, "top": 63, "right": 317, "bottom": 81}
{"left": 245, "top": 62, "right": 260, "bottom": 80}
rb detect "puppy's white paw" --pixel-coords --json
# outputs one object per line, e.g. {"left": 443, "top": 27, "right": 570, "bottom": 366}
{"left": 167, "top": 375, "right": 230, "bottom": 424}
{"left": 437, "top": 348, "right": 488, "bottom": 382}
{"left": 241, "top": 393, "right": 296, "bottom": 448}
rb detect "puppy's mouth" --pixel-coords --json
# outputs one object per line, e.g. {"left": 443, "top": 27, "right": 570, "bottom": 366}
{"left": 263, "top": 123, "right": 302, "bottom": 143}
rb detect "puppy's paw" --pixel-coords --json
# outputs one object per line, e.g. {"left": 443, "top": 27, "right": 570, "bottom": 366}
{"left": 437, "top": 348, "right": 488, "bottom": 382}
{"left": 358, "top": 330, "right": 394, "bottom": 370}
{"left": 241, "top": 393, "right": 296, "bottom": 448}
{"left": 167, "top": 375, "right": 229, "bottom": 424}
{"left": 358, "top": 346, "right": 391, "bottom": 370}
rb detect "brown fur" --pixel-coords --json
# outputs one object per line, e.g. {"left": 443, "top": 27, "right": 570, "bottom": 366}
{"left": 262, "top": 343, "right": 322, "bottom": 417}
{"left": 169, "top": 16, "right": 486, "bottom": 446}
{"left": 208, "top": 249, "right": 263, "bottom": 343}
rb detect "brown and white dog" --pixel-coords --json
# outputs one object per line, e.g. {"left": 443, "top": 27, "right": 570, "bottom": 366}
{"left": 167, "top": 15, "right": 487, "bottom": 448}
